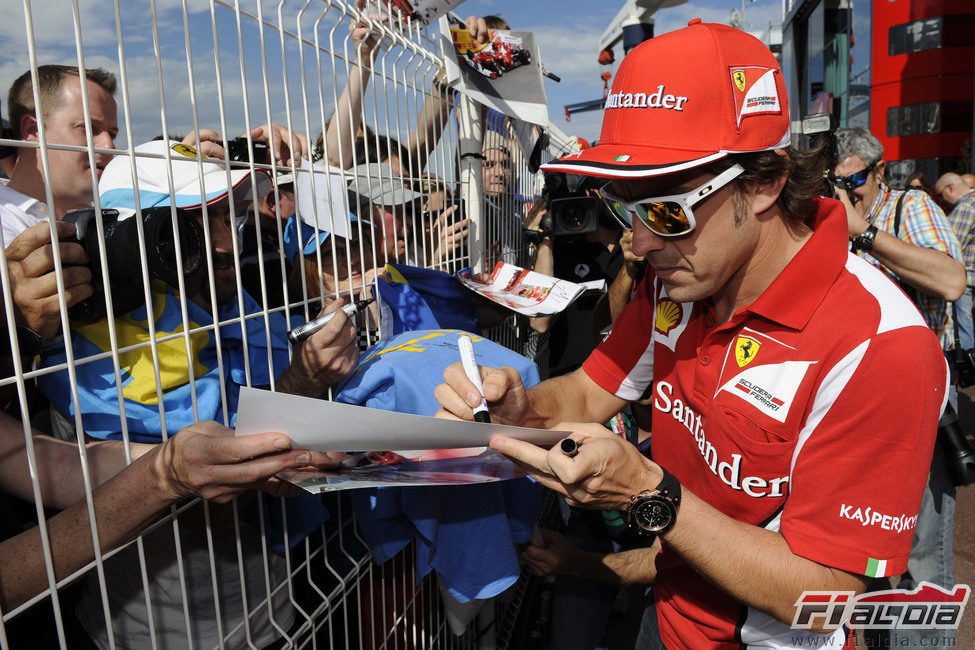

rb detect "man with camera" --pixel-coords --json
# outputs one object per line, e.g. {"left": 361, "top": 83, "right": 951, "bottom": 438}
{"left": 0, "top": 65, "right": 117, "bottom": 362}
{"left": 436, "top": 21, "right": 948, "bottom": 648}
{"left": 833, "top": 128, "right": 965, "bottom": 648}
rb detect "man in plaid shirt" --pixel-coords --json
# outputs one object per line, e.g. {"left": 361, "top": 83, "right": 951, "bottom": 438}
{"left": 834, "top": 127, "right": 965, "bottom": 649}
{"left": 936, "top": 172, "right": 975, "bottom": 349}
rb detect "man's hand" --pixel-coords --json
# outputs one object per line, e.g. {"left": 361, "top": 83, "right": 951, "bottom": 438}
{"left": 5, "top": 221, "right": 93, "bottom": 340}
{"left": 464, "top": 16, "right": 491, "bottom": 44}
{"left": 149, "top": 420, "right": 340, "bottom": 504}
{"left": 490, "top": 423, "right": 659, "bottom": 511}
{"left": 180, "top": 130, "right": 226, "bottom": 159}
{"left": 520, "top": 528, "right": 584, "bottom": 577}
{"left": 430, "top": 206, "right": 469, "bottom": 263}
{"left": 620, "top": 230, "right": 647, "bottom": 279}
{"left": 434, "top": 363, "right": 530, "bottom": 426}
{"left": 351, "top": 0, "right": 388, "bottom": 64}
{"left": 278, "top": 298, "right": 359, "bottom": 397}
{"left": 248, "top": 124, "right": 308, "bottom": 167}
{"left": 834, "top": 186, "right": 870, "bottom": 238}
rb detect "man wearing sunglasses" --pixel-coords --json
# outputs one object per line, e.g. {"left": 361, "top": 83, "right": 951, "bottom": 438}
{"left": 833, "top": 128, "right": 964, "bottom": 346}
{"left": 437, "top": 20, "right": 949, "bottom": 649}
{"left": 832, "top": 128, "right": 965, "bottom": 650}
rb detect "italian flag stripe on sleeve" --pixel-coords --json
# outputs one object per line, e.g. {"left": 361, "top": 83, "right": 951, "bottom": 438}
{"left": 866, "top": 558, "right": 887, "bottom": 578}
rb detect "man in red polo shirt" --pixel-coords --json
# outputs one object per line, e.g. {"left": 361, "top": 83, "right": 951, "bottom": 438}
{"left": 435, "top": 20, "right": 947, "bottom": 649}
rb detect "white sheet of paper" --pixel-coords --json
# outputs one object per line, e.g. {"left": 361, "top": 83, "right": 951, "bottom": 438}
{"left": 293, "top": 159, "right": 354, "bottom": 240}
{"left": 234, "top": 386, "right": 568, "bottom": 451}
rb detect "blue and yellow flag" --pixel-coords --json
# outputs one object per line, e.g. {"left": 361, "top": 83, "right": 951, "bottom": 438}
{"left": 38, "top": 282, "right": 292, "bottom": 442}
{"left": 336, "top": 329, "right": 541, "bottom": 602}
{"left": 375, "top": 264, "right": 480, "bottom": 335}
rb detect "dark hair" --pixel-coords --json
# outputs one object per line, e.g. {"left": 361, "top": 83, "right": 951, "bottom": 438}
{"left": 7, "top": 65, "right": 116, "bottom": 139}
{"left": 702, "top": 143, "right": 829, "bottom": 225}
{"left": 905, "top": 171, "right": 933, "bottom": 192}
{"left": 483, "top": 15, "right": 510, "bottom": 30}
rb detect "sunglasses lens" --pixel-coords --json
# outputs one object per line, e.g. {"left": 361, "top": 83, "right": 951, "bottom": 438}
{"left": 603, "top": 197, "right": 633, "bottom": 230}
{"left": 636, "top": 201, "right": 692, "bottom": 236}
{"left": 849, "top": 169, "right": 869, "bottom": 188}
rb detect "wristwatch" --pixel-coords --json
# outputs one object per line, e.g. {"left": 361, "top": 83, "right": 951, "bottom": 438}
{"left": 625, "top": 467, "right": 682, "bottom": 536}
{"left": 851, "top": 225, "right": 878, "bottom": 254}
{"left": 15, "top": 326, "right": 61, "bottom": 359}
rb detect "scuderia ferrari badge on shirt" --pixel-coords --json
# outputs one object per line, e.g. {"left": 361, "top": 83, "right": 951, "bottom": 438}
{"left": 730, "top": 66, "right": 781, "bottom": 127}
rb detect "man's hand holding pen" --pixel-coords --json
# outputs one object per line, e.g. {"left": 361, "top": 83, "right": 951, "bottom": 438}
{"left": 277, "top": 298, "right": 361, "bottom": 398}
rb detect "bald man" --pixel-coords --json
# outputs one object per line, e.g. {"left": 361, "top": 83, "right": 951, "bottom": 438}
{"left": 937, "top": 172, "right": 975, "bottom": 349}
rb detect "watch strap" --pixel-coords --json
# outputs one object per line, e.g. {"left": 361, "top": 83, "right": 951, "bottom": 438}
{"left": 14, "top": 326, "right": 61, "bottom": 359}
{"left": 625, "top": 466, "right": 682, "bottom": 533}
{"left": 851, "top": 225, "right": 878, "bottom": 254}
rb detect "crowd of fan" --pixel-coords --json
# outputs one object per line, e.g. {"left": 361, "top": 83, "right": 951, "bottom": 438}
{"left": 0, "top": 11, "right": 565, "bottom": 649}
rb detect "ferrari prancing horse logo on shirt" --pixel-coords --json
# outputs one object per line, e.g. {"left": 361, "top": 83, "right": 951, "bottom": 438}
{"left": 735, "top": 335, "right": 761, "bottom": 367}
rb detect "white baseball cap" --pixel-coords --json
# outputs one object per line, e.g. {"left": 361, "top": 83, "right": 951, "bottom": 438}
{"left": 99, "top": 139, "right": 272, "bottom": 210}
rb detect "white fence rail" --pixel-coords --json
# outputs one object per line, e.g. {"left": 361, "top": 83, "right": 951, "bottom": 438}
{"left": 0, "top": 1, "right": 548, "bottom": 647}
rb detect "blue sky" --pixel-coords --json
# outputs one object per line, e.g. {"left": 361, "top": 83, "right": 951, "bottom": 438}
{"left": 0, "top": 0, "right": 785, "bottom": 152}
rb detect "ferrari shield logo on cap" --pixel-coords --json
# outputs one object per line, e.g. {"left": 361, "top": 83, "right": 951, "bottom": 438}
{"left": 730, "top": 66, "right": 781, "bottom": 127}
{"left": 171, "top": 143, "right": 207, "bottom": 158}
{"left": 732, "top": 70, "right": 746, "bottom": 92}
{"left": 735, "top": 335, "right": 760, "bottom": 367}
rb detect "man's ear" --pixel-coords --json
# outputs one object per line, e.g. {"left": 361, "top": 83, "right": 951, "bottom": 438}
{"left": 875, "top": 160, "right": 886, "bottom": 183}
{"left": 747, "top": 173, "right": 788, "bottom": 216}
{"left": 20, "top": 115, "right": 38, "bottom": 142}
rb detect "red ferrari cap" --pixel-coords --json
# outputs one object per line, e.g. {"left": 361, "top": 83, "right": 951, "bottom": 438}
{"left": 543, "top": 21, "right": 791, "bottom": 179}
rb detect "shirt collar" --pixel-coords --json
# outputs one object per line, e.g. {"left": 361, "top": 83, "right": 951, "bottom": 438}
{"left": 0, "top": 183, "right": 49, "bottom": 217}
{"left": 866, "top": 183, "right": 891, "bottom": 222}
{"left": 745, "top": 197, "right": 849, "bottom": 330}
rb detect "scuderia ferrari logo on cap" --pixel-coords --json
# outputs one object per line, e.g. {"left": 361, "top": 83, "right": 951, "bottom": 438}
{"left": 730, "top": 66, "right": 781, "bottom": 126}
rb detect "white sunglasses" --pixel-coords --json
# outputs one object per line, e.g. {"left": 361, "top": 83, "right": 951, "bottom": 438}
{"left": 600, "top": 164, "right": 745, "bottom": 236}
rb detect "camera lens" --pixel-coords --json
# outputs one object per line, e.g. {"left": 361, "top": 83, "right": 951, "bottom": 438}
{"left": 559, "top": 203, "right": 588, "bottom": 232}
{"left": 140, "top": 207, "right": 205, "bottom": 285}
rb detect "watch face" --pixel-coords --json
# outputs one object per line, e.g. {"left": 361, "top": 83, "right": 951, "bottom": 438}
{"left": 633, "top": 497, "right": 675, "bottom": 533}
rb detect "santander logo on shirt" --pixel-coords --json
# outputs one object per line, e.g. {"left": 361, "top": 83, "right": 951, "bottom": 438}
{"left": 654, "top": 380, "right": 790, "bottom": 499}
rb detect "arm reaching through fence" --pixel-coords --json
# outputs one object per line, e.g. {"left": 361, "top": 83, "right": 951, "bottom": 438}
{"left": 0, "top": 415, "right": 336, "bottom": 611}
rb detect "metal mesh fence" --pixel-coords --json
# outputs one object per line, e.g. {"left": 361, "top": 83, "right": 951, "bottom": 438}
{"left": 0, "top": 1, "right": 546, "bottom": 648}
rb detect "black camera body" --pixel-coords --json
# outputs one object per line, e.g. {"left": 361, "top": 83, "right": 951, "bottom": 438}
{"left": 526, "top": 172, "right": 601, "bottom": 242}
{"left": 62, "top": 207, "right": 205, "bottom": 321}
{"left": 226, "top": 137, "right": 270, "bottom": 165}
{"left": 951, "top": 346, "right": 975, "bottom": 389}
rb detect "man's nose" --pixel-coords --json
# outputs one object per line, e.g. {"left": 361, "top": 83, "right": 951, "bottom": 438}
{"left": 209, "top": 216, "right": 235, "bottom": 251}
{"left": 94, "top": 130, "right": 114, "bottom": 149}
{"left": 632, "top": 219, "right": 665, "bottom": 257}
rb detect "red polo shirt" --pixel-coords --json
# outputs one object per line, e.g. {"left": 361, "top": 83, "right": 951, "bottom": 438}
{"left": 583, "top": 198, "right": 946, "bottom": 649}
